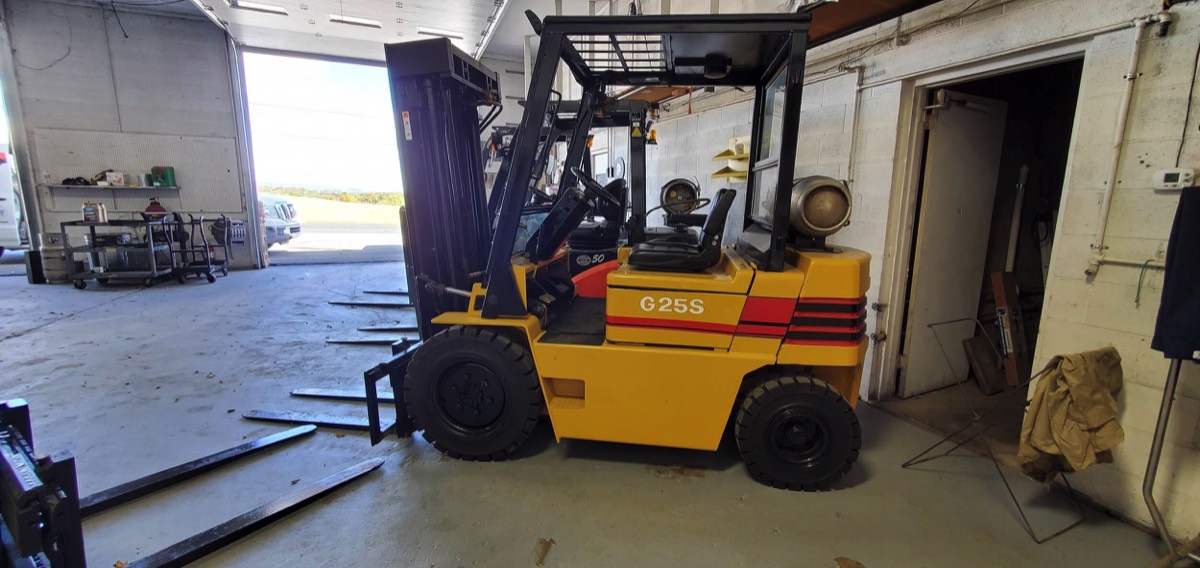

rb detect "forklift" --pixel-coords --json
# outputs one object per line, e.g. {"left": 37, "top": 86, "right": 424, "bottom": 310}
{"left": 366, "top": 11, "right": 869, "bottom": 490}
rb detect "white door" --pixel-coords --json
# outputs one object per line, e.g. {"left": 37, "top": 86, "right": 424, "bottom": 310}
{"left": 0, "top": 142, "right": 21, "bottom": 252}
{"left": 899, "top": 90, "right": 1008, "bottom": 398}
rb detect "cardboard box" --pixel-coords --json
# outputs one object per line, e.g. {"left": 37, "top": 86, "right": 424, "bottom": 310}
{"left": 105, "top": 171, "right": 127, "bottom": 186}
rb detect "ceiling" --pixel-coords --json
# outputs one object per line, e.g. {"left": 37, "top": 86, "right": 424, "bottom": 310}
{"left": 89, "top": 0, "right": 206, "bottom": 17}
{"left": 806, "top": 0, "right": 942, "bottom": 47}
{"left": 99, "top": 0, "right": 948, "bottom": 67}
{"left": 187, "top": 0, "right": 505, "bottom": 61}
{"left": 486, "top": 0, "right": 595, "bottom": 61}
{"left": 485, "top": 0, "right": 550, "bottom": 60}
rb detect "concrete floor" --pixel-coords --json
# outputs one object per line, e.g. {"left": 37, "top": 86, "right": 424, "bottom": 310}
{"left": 877, "top": 382, "right": 1028, "bottom": 470}
{"left": 0, "top": 248, "right": 27, "bottom": 277}
{"left": 267, "top": 223, "right": 403, "bottom": 265}
{"left": 0, "top": 263, "right": 1171, "bottom": 567}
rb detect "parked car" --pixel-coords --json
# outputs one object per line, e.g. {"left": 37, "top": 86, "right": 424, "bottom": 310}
{"left": 0, "top": 143, "right": 28, "bottom": 258}
{"left": 260, "top": 193, "right": 301, "bottom": 248}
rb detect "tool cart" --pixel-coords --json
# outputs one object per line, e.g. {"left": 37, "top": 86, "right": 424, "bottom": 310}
{"left": 61, "top": 217, "right": 176, "bottom": 289}
{"left": 169, "top": 213, "right": 233, "bottom": 284}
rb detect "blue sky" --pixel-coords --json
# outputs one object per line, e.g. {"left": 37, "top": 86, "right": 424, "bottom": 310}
{"left": 243, "top": 52, "right": 403, "bottom": 193}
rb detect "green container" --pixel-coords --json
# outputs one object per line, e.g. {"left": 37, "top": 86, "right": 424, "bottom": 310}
{"left": 151, "top": 166, "right": 176, "bottom": 187}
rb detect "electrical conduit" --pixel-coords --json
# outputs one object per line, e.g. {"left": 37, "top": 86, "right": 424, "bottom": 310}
{"left": 1086, "top": 12, "right": 1172, "bottom": 276}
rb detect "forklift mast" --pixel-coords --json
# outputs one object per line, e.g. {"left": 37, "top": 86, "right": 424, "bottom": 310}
{"left": 384, "top": 38, "right": 501, "bottom": 339}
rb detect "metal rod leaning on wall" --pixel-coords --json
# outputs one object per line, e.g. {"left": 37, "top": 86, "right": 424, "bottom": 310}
{"left": 925, "top": 316, "right": 1009, "bottom": 419}
{"left": 1143, "top": 358, "right": 1200, "bottom": 564}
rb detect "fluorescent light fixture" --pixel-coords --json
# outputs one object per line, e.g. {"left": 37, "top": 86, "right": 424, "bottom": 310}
{"left": 417, "top": 27, "right": 464, "bottom": 40}
{"left": 222, "top": 0, "right": 289, "bottom": 15}
{"left": 328, "top": 14, "right": 383, "bottom": 28}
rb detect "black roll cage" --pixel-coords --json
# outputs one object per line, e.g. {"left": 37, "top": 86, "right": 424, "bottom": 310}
{"left": 482, "top": 12, "right": 811, "bottom": 318}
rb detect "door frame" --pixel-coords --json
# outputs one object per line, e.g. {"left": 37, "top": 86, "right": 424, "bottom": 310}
{"left": 867, "top": 42, "right": 1089, "bottom": 401}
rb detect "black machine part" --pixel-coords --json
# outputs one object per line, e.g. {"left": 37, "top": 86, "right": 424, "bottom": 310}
{"left": 384, "top": 38, "right": 498, "bottom": 340}
{"left": 404, "top": 326, "right": 544, "bottom": 460}
{"left": 734, "top": 372, "right": 861, "bottom": 491}
{"left": 0, "top": 399, "right": 85, "bottom": 568}
{"left": 626, "top": 188, "right": 736, "bottom": 272}
{"left": 525, "top": 169, "right": 623, "bottom": 262}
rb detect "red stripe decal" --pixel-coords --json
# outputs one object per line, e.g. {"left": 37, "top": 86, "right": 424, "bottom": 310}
{"left": 784, "top": 338, "right": 866, "bottom": 347}
{"left": 793, "top": 309, "right": 868, "bottom": 319}
{"left": 735, "top": 323, "right": 787, "bottom": 337}
{"left": 606, "top": 316, "right": 736, "bottom": 335}
{"left": 797, "top": 296, "right": 866, "bottom": 305}
{"left": 739, "top": 297, "right": 796, "bottom": 325}
{"left": 788, "top": 324, "right": 867, "bottom": 333}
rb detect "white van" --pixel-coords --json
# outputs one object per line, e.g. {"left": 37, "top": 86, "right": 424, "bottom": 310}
{"left": 259, "top": 193, "right": 301, "bottom": 247}
{"left": 0, "top": 143, "right": 26, "bottom": 257}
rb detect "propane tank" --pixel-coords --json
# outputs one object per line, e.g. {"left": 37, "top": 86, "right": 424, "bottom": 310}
{"left": 789, "top": 176, "right": 852, "bottom": 238}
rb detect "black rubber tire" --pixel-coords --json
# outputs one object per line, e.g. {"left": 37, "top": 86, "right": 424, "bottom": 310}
{"left": 73, "top": 279, "right": 86, "bottom": 290}
{"left": 735, "top": 372, "right": 861, "bottom": 491}
{"left": 205, "top": 272, "right": 216, "bottom": 283}
{"left": 405, "top": 326, "right": 543, "bottom": 460}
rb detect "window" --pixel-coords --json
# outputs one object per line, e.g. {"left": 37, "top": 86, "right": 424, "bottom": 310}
{"left": 758, "top": 64, "right": 788, "bottom": 163}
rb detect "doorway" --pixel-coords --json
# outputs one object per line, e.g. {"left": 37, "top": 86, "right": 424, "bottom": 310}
{"left": 242, "top": 51, "right": 404, "bottom": 265}
{"left": 878, "top": 58, "right": 1084, "bottom": 463}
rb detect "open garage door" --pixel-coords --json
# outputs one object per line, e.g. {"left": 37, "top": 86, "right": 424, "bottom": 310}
{"left": 243, "top": 51, "right": 404, "bottom": 265}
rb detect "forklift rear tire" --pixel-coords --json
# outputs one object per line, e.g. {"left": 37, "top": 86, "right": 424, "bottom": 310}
{"left": 735, "top": 372, "right": 860, "bottom": 491}
{"left": 405, "top": 326, "right": 543, "bottom": 461}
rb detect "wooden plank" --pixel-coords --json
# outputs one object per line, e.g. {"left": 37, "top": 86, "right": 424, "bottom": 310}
{"left": 991, "top": 271, "right": 1030, "bottom": 387}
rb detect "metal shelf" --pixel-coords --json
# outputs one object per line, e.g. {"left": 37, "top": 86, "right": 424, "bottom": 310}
{"left": 43, "top": 184, "right": 181, "bottom": 191}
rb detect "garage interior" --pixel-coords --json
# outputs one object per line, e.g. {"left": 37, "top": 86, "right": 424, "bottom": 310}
{"left": 2, "top": 1, "right": 1199, "bottom": 567}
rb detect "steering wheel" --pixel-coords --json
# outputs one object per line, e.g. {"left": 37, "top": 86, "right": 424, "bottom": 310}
{"left": 571, "top": 167, "right": 622, "bottom": 209}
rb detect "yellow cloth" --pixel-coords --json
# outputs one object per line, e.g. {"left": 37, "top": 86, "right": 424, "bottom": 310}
{"left": 1018, "top": 346, "right": 1124, "bottom": 483}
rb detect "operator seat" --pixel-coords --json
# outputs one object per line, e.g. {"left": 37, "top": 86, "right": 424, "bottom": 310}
{"left": 568, "top": 178, "right": 627, "bottom": 249}
{"left": 627, "top": 189, "right": 736, "bottom": 272}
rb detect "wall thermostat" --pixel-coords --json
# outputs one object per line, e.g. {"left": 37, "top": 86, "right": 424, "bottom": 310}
{"left": 1152, "top": 168, "right": 1194, "bottom": 191}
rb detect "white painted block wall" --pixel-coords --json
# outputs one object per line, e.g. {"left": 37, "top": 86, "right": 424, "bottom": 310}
{"left": 647, "top": 0, "right": 1200, "bottom": 539}
{"left": 6, "top": 1, "right": 253, "bottom": 267}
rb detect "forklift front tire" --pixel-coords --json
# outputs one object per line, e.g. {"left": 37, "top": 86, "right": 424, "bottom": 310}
{"left": 735, "top": 373, "right": 861, "bottom": 491}
{"left": 405, "top": 326, "right": 543, "bottom": 461}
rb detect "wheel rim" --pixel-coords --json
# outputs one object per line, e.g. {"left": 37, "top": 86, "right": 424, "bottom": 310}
{"left": 767, "top": 407, "right": 828, "bottom": 467}
{"left": 435, "top": 362, "right": 506, "bottom": 430}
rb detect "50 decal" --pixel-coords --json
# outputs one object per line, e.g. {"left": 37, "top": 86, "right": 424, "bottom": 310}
{"left": 639, "top": 296, "right": 705, "bottom": 314}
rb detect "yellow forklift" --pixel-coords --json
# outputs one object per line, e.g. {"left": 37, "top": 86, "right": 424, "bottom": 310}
{"left": 365, "top": 10, "right": 869, "bottom": 490}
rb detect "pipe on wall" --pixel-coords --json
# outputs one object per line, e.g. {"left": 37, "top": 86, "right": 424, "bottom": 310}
{"left": 846, "top": 65, "right": 866, "bottom": 184}
{"left": 1086, "top": 12, "right": 1173, "bottom": 276}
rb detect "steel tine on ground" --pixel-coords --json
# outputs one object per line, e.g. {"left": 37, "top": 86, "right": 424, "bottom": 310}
{"left": 126, "top": 459, "right": 384, "bottom": 568}
{"left": 79, "top": 425, "right": 317, "bottom": 518}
